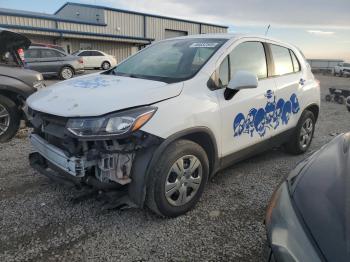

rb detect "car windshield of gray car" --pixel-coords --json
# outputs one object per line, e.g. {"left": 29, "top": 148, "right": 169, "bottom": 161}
{"left": 110, "top": 38, "right": 227, "bottom": 83}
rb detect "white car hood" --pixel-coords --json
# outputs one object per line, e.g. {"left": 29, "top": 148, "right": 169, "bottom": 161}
{"left": 27, "top": 74, "right": 183, "bottom": 117}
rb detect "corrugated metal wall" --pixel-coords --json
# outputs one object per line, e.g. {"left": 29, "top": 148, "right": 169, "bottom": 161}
{"left": 146, "top": 17, "right": 200, "bottom": 40}
{"left": 0, "top": 15, "right": 55, "bottom": 29}
{"left": 201, "top": 24, "right": 227, "bottom": 34}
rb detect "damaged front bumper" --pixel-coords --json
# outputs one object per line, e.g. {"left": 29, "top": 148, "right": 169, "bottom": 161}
{"left": 27, "top": 108, "right": 163, "bottom": 208}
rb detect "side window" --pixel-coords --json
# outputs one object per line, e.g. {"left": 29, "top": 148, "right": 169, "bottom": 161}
{"left": 78, "top": 51, "right": 90, "bottom": 56}
{"left": 41, "top": 49, "right": 59, "bottom": 58}
{"left": 229, "top": 42, "right": 267, "bottom": 79}
{"left": 24, "top": 49, "right": 40, "bottom": 59}
{"left": 270, "top": 44, "right": 294, "bottom": 76}
{"left": 290, "top": 50, "right": 300, "bottom": 72}
{"left": 90, "top": 51, "right": 103, "bottom": 56}
{"left": 218, "top": 56, "right": 229, "bottom": 87}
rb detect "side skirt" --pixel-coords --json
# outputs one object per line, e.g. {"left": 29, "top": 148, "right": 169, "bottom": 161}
{"left": 219, "top": 128, "right": 295, "bottom": 171}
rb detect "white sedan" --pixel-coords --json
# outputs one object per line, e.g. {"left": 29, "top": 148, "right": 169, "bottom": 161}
{"left": 72, "top": 50, "right": 117, "bottom": 70}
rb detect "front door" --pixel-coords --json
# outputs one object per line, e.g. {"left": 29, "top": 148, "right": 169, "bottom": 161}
{"left": 215, "top": 41, "right": 277, "bottom": 157}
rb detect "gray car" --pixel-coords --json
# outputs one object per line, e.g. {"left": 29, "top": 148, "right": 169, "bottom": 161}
{"left": 0, "top": 28, "right": 44, "bottom": 142}
{"left": 24, "top": 47, "right": 84, "bottom": 80}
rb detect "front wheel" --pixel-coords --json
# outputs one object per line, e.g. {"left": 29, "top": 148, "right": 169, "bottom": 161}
{"left": 285, "top": 110, "right": 315, "bottom": 155}
{"left": 146, "top": 140, "right": 209, "bottom": 217}
{"left": 0, "top": 95, "right": 21, "bottom": 143}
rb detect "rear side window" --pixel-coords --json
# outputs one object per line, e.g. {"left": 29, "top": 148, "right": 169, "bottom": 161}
{"left": 270, "top": 44, "right": 294, "bottom": 76}
{"left": 90, "top": 51, "right": 103, "bottom": 56}
{"left": 79, "top": 51, "right": 91, "bottom": 56}
{"left": 229, "top": 42, "right": 267, "bottom": 79}
{"left": 41, "top": 49, "right": 60, "bottom": 58}
{"left": 290, "top": 51, "right": 300, "bottom": 72}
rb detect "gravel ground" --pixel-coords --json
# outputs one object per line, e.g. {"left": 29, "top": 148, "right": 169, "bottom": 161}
{"left": 0, "top": 74, "right": 350, "bottom": 262}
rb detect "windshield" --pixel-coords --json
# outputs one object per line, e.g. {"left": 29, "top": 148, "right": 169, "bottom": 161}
{"left": 343, "top": 63, "right": 350, "bottom": 67}
{"left": 111, "top": 38, "right": 227, "bottom": 83}
{"left": 0, "top": 51, "right": 20, "bottom": 67}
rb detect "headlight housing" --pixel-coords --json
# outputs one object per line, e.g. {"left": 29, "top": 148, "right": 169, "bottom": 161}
{"left": 66, "top": 106, "right": 157, "bottom": 138}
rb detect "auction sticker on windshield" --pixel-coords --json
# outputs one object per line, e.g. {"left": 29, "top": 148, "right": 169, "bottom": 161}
{"left": 190, "top": 43, "right": 219, "bottom": 48}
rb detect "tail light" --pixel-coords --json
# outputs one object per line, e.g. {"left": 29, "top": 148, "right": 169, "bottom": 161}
{"left": 17, "top": 48, "right": 24, "bottom": 61}
{"left": 78, "top": 58, "right": 84, "bottom": 64}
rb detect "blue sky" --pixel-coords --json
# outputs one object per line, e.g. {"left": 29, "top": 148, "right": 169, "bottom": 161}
{"left": 1, "top": 0, "right": 349, "bottom": 61}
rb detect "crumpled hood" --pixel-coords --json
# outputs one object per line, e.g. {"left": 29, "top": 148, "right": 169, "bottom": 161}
{"left": 27, "top": 73, "right": 183, "bottom": 117}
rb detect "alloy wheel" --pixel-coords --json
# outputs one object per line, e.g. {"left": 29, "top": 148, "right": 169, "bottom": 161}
{"left": 62, "top": 68, "right": 73, "bottom": 79}
{"left": 165, "top": 155, "right": 203, "bottom": 207}
{"left": 300, "top": 118, "right": 314, "bottom": 149}
{"left": 0, "top": 104, "right": 10, "bottom": 136}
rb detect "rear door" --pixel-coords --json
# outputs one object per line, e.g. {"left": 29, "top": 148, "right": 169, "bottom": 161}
{"left": 38, "top": 49, "right": 65, "bottom": 75}
{"left": 268, "top": 44, "right": 303, "bottom": 136}
{"left": 215, "top": 40, "right": 277, "bottom": 157}
{"left": 89, "top": 51, "right": 105, "bottom": 68}
{"left": 24, "top": 49, "right": 41, "bottom": 71}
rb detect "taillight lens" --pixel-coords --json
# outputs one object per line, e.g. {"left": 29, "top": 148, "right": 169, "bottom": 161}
{"left": 78, "top": 58, "right": 84, "bottom": 64}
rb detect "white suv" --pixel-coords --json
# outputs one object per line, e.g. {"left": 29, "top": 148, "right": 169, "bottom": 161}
{"left": 72, "top": 50, "right": 117, "bottom": 70}
{"left": 26, "top": 34, "right": 320, "bottom": 217}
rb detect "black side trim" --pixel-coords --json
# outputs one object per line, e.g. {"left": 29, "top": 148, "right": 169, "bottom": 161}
{"left": 220, "top": 128, "right": 295, "bottom": 169}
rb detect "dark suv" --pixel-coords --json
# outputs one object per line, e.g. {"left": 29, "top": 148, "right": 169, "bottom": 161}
{"left": 24, "top": 47, "right": 84, "bottom": 80}
{"left": 0, "top": 28, "right": 44, "bottom": 142}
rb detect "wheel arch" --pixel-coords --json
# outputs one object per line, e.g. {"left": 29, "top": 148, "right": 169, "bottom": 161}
{"left": 128, "top": 127, "right": 220, "bottom": 208}
{"left": 304, "top": 103, "right": 319, "bottom": 122}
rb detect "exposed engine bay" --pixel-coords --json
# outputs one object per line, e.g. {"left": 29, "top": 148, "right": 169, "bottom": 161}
{"left": 26, "top": 107, "right": 162, "bottom": 190}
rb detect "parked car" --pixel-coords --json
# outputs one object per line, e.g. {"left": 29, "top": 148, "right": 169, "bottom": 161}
{"left": 334, "top": 62, "right": 350, "bottom": 77}
{"left": 26, "top": 34, "right": 320, "bottom": 217}
{"left": 30, "top": 43, "right": 66, "bottom": 53}
{"left": 72, "top": 50, "right": 117, "bottom": 70}
{"left": 24, "top": 47, "right": 84, "bottom": 80}
{"left": 0, "top": 28, "right": 44, "bottom": 142}
{"left": 266, "top": 132, "right": 350, "bottom": 262}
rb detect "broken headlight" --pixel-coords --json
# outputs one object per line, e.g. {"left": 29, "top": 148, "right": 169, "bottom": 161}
{"left": 66, "top": 106, "right": 157, "bottom": 138}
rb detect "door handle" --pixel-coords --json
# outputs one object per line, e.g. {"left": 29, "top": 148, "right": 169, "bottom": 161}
{"left": 299, "top": 78, "right": 306, "bottom": 86}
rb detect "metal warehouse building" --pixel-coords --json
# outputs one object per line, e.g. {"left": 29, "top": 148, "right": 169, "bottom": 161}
{"left": 0, "top": 2, "right": 228, "bottom": 62}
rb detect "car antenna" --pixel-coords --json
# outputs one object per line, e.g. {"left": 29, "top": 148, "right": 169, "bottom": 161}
{"left": 265, "top": 24, "right": 271, "bottom": 36}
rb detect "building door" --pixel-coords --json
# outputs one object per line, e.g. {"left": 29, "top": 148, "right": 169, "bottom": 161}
{"left": 164, "top": 29, "right": 188, "bottom": 39}
{"left": 60, "top": 41, "right": 71, "bottom": 54}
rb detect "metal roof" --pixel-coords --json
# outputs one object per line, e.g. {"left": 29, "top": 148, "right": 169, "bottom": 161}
{"left": 55, "top": 2, "right": 229, "bottom": 29}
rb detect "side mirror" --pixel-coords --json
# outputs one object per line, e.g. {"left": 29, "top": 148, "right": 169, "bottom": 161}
{"left": 224, "top": 70, "right": 258, "bottom": 100}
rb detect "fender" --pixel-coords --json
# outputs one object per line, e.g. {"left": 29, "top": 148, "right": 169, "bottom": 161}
{"left": 128, "top": 127, "right": 220, "bottom": 207}
{"left": 0, "top": 75, "right": 35, "bottom": 98}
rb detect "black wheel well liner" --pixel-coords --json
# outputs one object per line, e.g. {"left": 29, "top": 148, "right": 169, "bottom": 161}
{"left": 304, "top": 103, "right": 319, "bottom": 121}
{"left": 0, "top": 89, "right": 21, "bottom": 106}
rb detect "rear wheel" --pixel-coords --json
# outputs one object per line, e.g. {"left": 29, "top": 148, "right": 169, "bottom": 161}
{"left": 0, "top": 95, "right": 21, "bottom": 143}
{"left": 146, "top": 140, "right": 209, "bottom": 217}
{"left": 60, "top": 66, "right": 74, "bottom": 80}
{"left": 101, "top": 61, "right": 111, "bottom": 70}
{"left": 325, "top": 94, "right": 332, "bottom": 102}
{"left": 285, "top": 110, "right": 315, "bottom": 155}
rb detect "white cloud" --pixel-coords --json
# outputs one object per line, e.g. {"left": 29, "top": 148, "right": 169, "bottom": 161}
{"left": 307, "top": 30, "right": 335, "bottom": 36}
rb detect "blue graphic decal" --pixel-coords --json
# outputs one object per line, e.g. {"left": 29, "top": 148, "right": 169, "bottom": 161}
{"left": 290, "top": 94, "right": 300, "bottom": 114}
{"left": 233, "top": 113, "right": 246, "bottom": 137}
{"left": 73, "top": 76, "right": 120, "bottom": 89}
{"left": 244, "top": 108, "right": 257, "bottom": 137}
{"left": 233, "top": 93, "right": 300, "bottom": 138}
{"left": 254, "top": 108, "right": 267, "bottom": 137}
{"left": 281, "top": 101, "right": 292, "bottom": 125}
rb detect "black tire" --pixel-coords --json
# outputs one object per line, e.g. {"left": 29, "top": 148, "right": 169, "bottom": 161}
{"left": 146, "top": 139, "right": 209, "bottom": 217}
{"left": 285, "top": 110, "right": 315, "bottom": 155}
{"left": 325, "top": 94, "right": 332, "bottom": 102}
{"left": 59, "top": 66, "right": 74, "bottom": 80}
{"left": 347, "top": 106, "right": 350, "bottom": 112}
{"left": 338, "top": 96, "right": 345, "bottom": 104}
{"left": 101, "top": 61, "right": 111, "bottom": 70}
{"left": 0, "top": 95, "right": 21, "bottom": 143}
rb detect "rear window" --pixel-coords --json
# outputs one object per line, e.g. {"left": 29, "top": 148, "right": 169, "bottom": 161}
{"left": 271, "top": 44, "right": 294, "bottom": 76}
